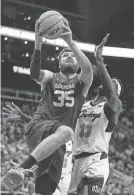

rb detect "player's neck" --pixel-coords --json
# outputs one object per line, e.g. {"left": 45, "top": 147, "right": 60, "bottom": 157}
{"left": 92, "top": 95, "right": 105, "bottom": 105}
{"left": 60, "top": 71, "right": 76, "bottom": 79}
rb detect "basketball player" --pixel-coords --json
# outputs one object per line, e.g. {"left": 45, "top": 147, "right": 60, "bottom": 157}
{"left": 68, "top": 34, "right": 123, "bottom": 195}
{"left": 3, "top": 17, "right": 93, "bottom": 194}
{"left": 2, "top": 102, "right": 134, "bottom": 194}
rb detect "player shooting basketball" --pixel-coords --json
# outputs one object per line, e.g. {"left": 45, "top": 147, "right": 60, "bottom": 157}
{"left": 2, "top": 34, "right": 134, "bottom": 195}
{"left": 2, "top": 17, "right": 93, "bottom": 195}
{"left": 67, "top": 34, "right": 124, "bottom": 195}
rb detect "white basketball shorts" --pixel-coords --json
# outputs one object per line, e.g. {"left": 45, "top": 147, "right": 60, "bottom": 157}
{"left": 68, "top": 153, "right": 109, "bottom": 195}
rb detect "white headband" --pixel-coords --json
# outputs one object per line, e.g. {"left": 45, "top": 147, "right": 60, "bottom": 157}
{"left": 112, "top": 79, "right": 121, "bottom": 96}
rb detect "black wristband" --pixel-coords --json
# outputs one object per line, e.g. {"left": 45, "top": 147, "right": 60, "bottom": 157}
{"left": 32, "top": 49, "right": 41, "bottom": 59}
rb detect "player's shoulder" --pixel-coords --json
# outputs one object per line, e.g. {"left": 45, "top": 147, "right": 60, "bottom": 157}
{"left": 37, "top": 69, "right": 53, "bottom": 83}
{"left": 83, "top": 100, "right": 105, "bottom": 107}
{"left": 82, "top": 100, "right": 92, "bottom": 109}
{"left": 83, "top": 101, "right": 90, "bottom": 107}
{"left": 98, "top": 101, "right": 106, "bottom": 107}
{"left": 36, "top": 69, "right": 54, "bottom": 89}
{"left": 42, "top": 69, "right": 54, "bottom": 77}
{"left": 82, "top": 101, "right": 106, "bottom": 111}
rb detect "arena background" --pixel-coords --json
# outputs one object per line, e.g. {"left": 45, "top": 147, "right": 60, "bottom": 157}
{"left": 1, "top": 0, "right": 134, "bottom": 195}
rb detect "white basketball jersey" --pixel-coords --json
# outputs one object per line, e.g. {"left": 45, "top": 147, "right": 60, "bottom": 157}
{"left": 73, "top": 101, "right": 113, "bottom": 155}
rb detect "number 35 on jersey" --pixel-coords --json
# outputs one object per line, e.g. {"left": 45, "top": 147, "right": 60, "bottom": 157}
{"left": 53, "top": 90, "right": 75, "bottom": 107}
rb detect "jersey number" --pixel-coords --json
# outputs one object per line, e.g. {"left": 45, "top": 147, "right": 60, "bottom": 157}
{"left": 53, "top": 90, "right": 75, "bottom": 107}
{"left": 79, "top": 123, "right": 92, "bottom": 138}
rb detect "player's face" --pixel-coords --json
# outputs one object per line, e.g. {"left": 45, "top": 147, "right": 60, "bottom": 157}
{"left": 59, "top": 51, "right": 79, "bottom": 74}
{"left": 98, "top": 80, "right": 119, "bottom": 96}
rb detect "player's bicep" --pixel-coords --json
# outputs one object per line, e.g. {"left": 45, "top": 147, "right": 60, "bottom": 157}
{"left": 35, "top": 69, "right": 53, "bottom": 89}
{"left": 79, "top": 71, "right": 93, "bottom": 97}
{"left": 107, "top": 95, "right": 122, "bottom": 113}
{"left": 104, "top": 98, "right": 122, "bottom": 125}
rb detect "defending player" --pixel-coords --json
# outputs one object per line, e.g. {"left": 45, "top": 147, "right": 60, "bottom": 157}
{"left": 3, "top": 17, "right": 93, "bottom": 194}
{"left": 68, "top": 34, "right": 123, "bottom": 195}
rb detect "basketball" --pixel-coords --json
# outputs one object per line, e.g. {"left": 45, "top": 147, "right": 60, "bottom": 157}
{"left": 38, "top": 10, "right": 64, "bottom": 39}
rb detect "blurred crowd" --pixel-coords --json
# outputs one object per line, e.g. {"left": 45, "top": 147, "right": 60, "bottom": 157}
{"left": 1, "top": 84, "right": 134, "bottom": 195}
{"left": 102, "top": 84, "right": 134, "bottom": 195}
{"left": 1, "top": 101, "right": 36, "bottom": 195}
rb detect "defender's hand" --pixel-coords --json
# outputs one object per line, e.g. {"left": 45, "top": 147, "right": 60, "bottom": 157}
{"left": 94, "top": 34, "right": 110, "bottom": 61}
{"left": 61, "top": 18, "right": 72, "bottom": 44}
{"left": 2, "top": 102, "right": 22, "bottom": 121}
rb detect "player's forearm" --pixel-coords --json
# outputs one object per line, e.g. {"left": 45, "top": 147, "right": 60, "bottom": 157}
{"left": 30, "top": 47, "right": 41, "bottom": 80}
{"left": 96, "top": 58, "right": 115, "bottom": 97}
{"left": 20, "top": 111, "right": 32, "bottom": 123}
{"left": 67, "top": 41, "right": 92, "bottom": 73}
{"left": 110, "top": 167, "right": 134, "bottom": 185}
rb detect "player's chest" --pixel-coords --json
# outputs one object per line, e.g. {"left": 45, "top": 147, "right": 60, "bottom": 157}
{"left": 51, "top": 81, "right": 78, "bottom": 108}
{"left": 77, "top": 105, "right": 104, "bottom": 138}
{"left": 78, "top": 104, "right": 104, "bottom": 123}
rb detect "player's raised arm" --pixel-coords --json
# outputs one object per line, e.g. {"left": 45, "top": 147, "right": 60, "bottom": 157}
{"left": 94, "top": 34, "right": 122, "bottom": 113}
{"left": 30, "top": 20, "right": 53, "bottom": 87}
{"left": 61, "top": 18, "right": 93, "bottom": 96}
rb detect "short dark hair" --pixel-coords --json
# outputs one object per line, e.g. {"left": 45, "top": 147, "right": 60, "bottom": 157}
{"left": 112, "top": 77, "right": 124, "bottom": 97}
{"left": 59, "top": 47, "right": 72, "bottom": 61}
